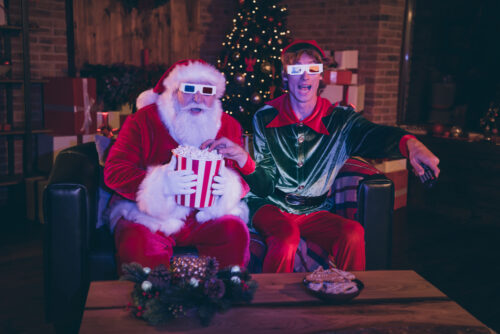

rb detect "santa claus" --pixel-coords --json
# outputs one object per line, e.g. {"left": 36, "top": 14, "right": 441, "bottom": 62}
{"left": 104, "top": 59, "right": 254, "bottom": 271}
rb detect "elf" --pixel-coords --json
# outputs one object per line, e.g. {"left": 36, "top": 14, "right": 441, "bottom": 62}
{"left": 203, "top": 40, "right": 440, "bottom": 273}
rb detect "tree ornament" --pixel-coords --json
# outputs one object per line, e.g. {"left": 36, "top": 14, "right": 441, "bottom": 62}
{"left": 251, "top": 92, "right": 262, "bottom": 104}
{"left": 254, "top": 36, "right": 260, "bottom": 44}
{"left": 268, "top": 17, "right": 274, "bottom": 22}
{"left": 234, "top": 73, "right": 246, "bottom": 85}
{"left": 260, "top": 61, "right": 272, "bottom": 73}
{"left": 239, "top": 105, "right": 245, "bottom": 113}
{"left": 245, "top": 57, "right": 257, "bottom": 72}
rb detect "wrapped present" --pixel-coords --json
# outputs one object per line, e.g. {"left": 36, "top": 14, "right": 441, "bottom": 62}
{"left": 173, "top": 145, "right": 223, "bottom": 208}
{"left": 37, "top": 134, "right": 95, "bottom": 173}
{"left": 334, "top": 50, "right": 359, "bottom": 70}
{"left": 97, "top": 111, "right": 121, "bottom": 130}
{"left": 44, "top": 77, "right": 97, "bottom": 135}
{"left": 323, "top": 70, "right": 353, "bottom": 85}
{"left": 320, "top": 84, "right": 365, "bottom": 111}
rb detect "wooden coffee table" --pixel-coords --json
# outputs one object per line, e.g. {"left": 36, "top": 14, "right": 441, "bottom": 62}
{"left": 80, "top": 270, "right": 493, "bottom": 333}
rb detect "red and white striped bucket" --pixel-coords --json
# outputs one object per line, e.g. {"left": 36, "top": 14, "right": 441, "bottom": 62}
{"left": 173, "top": 153, "right": 223, "bottom": 208}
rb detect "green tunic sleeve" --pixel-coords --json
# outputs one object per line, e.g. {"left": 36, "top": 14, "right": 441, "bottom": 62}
{"left": 241, "top": 108, "right": 278, "bottom": 197}
{"left": 341, "top": 108, "right": 409, "bottom": 159}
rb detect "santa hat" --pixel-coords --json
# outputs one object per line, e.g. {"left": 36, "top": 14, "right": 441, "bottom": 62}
{"left": 137, "top": 59, "right": 226, "bottom": 109}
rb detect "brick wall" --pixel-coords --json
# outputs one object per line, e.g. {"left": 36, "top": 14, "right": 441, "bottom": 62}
{"left": 199, "top": 0, "right": 405, "bottom": 124}
{"left": 283, "top": 0, "right": 405, "bottom": 124}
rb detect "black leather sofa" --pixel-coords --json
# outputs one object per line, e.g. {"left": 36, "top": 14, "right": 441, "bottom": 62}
{"left": 43, "top": 142, "right": 394, "bottom": 333}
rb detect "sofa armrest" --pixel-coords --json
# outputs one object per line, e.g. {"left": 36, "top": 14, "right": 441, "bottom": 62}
{"left": 358, "top": 177, "right": 394, "bottom": 270}
{"left": 43, "top": 142, "right": 99, "bottom": 330}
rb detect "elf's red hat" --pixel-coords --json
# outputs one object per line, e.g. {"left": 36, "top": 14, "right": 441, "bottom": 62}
{"left": 281, "top": 39, "right": 326, "bottom": 59}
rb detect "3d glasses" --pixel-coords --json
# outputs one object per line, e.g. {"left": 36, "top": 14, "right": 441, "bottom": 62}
{"left": 286, "top": 63, "right": 323, "bottom": 75}
{"left": 179, "top": 83, "right": 216, "bottom": 96}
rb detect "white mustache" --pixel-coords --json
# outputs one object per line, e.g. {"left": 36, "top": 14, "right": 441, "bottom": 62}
{"left": 180, "top": 103, "right": 210, "bottom": 112}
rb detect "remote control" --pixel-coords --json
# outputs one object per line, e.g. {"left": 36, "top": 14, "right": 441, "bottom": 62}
{"left": 418, "top": 163, "right": 437, "bottom": 189}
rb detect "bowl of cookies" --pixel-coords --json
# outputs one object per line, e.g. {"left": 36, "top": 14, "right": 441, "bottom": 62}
{"left": 303, "top": 267, "right": 364, "bottom": 302}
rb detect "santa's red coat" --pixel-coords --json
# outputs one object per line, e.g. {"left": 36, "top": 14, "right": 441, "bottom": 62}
{"left": 104, "top": 103, "right": 249, "bottom": 201}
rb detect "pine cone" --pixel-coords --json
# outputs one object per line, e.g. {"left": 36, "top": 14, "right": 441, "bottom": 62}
{"left": 148, "top": 264, "right": 171, "bottom": 290}
{"left": 205, "top": 257, "right": 219, "bottom": 278}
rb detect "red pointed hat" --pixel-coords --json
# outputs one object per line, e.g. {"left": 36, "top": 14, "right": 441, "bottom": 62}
{"left": 137, "top": 59, "right": 226, "bottom": 109}
{"left": 153, "top": 59, "right": 225, "bottom": 97}
{"left": 281, "top": 39, "right": 326, "bottom": 58}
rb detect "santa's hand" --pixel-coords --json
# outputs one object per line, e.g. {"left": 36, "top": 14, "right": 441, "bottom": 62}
{"left": 163, "top": 155, "right": 197, "bottom": 195}
{"left": 200, "top": 137, "right": 248, "bottom": 168}
{"left": 211, "top": 168, "right": 228, "bottom": 196}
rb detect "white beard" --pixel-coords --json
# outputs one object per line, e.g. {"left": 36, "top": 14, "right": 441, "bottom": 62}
{"left": 170, "top": 99, "right": 221, "bottom": 147}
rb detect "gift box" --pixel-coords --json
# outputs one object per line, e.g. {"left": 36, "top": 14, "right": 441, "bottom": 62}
{"left": 173, "top": 148, "right": 223, "bottom": 208}
{"left": 323, "top": 70, "right": 353, "bottom": 85}
{"left": 334, "top": 50, "right": 359, "bottom": 70}
{"left": 97, "top": 111, "right": 121, "bottom": 130}
{"left": 320, "top": 84, "right": 365, "bottom": 111}
{"left": 25, "top": 175, "right": 47, "bottom": 221}
{"left": 44, "top": 77, "right": 97, "bottom": 135}
{"left": 37, "top": 134, "right": 95, "bottom": 173}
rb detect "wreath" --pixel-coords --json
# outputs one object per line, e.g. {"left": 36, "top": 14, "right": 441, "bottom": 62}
{"left": 120, "top": 256, "right": 258, "bottom": 326}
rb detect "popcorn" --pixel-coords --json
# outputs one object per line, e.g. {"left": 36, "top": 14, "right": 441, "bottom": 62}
{"left": 172, "top": 145, "right": 223, "bottom": 161}
{"left": 172, "top": 145, "right": 224, "bottom": 208}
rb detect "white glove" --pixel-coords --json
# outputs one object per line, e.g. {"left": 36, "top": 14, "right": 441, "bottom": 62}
{"left": 163, "top": 155, "right": 197, "bottom": 196}
{"left": 211, "top": 167, "right": 227, "bottom": 196}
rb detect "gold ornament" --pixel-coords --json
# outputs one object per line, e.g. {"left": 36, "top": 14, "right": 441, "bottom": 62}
{"left": 234, "top": 73, "right": 245, "bottom": 85}
{"left": 260, "top": 61, "right": 272, "bottom": 73}
{"left": 251, "top": 92, "right": 262, "bottom": 105}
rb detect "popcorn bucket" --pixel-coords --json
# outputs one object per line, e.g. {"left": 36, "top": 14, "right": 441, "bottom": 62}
{"left": 173, "top": 151, "right": 223, "bottom": 208}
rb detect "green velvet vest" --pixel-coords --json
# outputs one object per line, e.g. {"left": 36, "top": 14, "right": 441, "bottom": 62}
{"left": 242, "top": 99, "right": 408, "bottom": 221}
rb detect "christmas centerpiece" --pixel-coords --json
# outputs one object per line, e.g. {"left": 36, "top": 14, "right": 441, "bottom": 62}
{"left": 120, "top": 256, "right": 257, "bottom": 326}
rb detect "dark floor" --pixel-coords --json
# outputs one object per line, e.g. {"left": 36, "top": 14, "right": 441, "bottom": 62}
{"left": 1, "top": 208, "right": 499, "bottom": 334}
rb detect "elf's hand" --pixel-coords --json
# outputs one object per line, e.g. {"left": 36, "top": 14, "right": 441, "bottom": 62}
{"left": 163, "top": 155, "right": 197, "bottom": 196}
{"left": 407, "top": 138, "right": 440, "bottom": 177}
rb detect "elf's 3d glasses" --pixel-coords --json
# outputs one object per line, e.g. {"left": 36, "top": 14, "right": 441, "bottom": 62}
{"left": 286, "top": 63, "right": 323, "bottom": 75}
{"left": 180, "top": 83, "right": 217, "bottom": 96}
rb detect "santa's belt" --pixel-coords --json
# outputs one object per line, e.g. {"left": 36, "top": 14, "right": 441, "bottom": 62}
{"left": 274, "top": 188, "right": 327, "bottom": 206}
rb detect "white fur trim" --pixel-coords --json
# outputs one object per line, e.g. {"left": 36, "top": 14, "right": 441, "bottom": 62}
{"left": 132, "top": 164, "right": 192, "bottom": 235}
{"left": 136, "top": 89, "right": 158, "bottom": 109}
{"left": 195, "top": 166, "right": 249, "bottom": 224}
{"left": 163, "top": 61, "right": 226, "bottom": 98}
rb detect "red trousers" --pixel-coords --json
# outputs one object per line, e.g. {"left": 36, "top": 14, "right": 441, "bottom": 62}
{"left": 114, "top": 213, "right": 250, "bottom": 274}
{"left": 253, "top": 205, "right": 366, "bottom": 273}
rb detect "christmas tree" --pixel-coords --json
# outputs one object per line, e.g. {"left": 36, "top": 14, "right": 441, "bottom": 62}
{"left": 217, "top": 0, "right": 290, "bottom": 133}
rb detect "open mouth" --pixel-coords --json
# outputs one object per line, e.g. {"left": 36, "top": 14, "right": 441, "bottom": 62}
{"left": 190, "top": 107, "right": 203, "bottom": 113}
{"left": 298, "top": 84, "right": 312, "bottom": 92}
